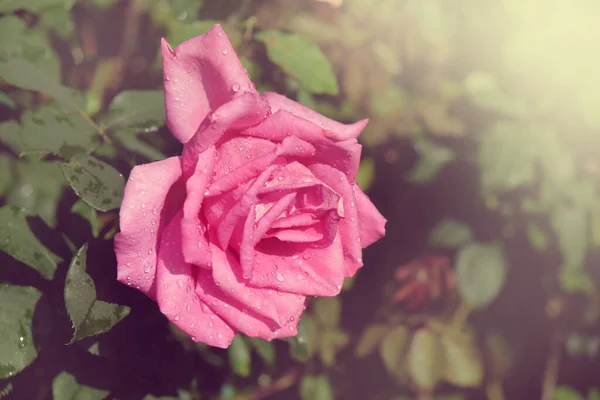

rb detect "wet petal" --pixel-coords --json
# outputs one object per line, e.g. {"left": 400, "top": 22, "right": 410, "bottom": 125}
{"left": 182, "top": 92, "right": 270, "bottom": 170}
{"left": 250, "top": 233, "right": 345, "bottom": 296}
{"left": 264, "top": 91, "right": 368, "bottom": 141}
{"left": 181, "top": 146, "right": 217, "bottom": 268}
{"left": 354, "top": 186, "right": 387, "bottom": 247}
{"left": 161, "top": 24, "right": 258, "bottom": 144}
{"left": 115, "top": 156, "right": 183, "bottom": 298}
{"left": 155, "top": 212, "right": 235, "bottom": 348}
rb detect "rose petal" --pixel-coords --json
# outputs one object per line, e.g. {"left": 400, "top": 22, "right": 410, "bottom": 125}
{"left": 266, "top": 225, "right": 324, "bottom": 242}
{"left": 181, "top": 146, "right": 217, "bottom": 268}
{"left": 354, "top": 186, "right": 387, "bottom": 247}
{"left": 309, "top": 163, "right": 364, "bottom": 277}
{"left": 239, "top": 192, "right": 296, "bottom": 277}
{"left": 155, "top": 211, "right": 235, "bottom": 348}
{"left": 207, "top": 136, "right": 316, "bottom": 198}
{"left": 242, "top": 110, "right": 361, "bottom": 181}
{"left": 161, "top": 24, "right": 258, "bottom": 144}
{"left": 250, "top": 232, "right": 345, "bottom": 296}
{"left": 213, "top": 136, "right": 276, "bottom": 182}
{"left": 207, "top": 233, "right": 305, "bottom": 327}
{"left": 264, "top": 92, "right": 368, "bottom": 141}
{"left": 182, "top": 92, "right": 270, "bottom": 170}
{"left": 115, "top": 156, "right": 183, "bottom": 298}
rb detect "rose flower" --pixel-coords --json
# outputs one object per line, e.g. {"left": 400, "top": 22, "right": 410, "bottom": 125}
{"left": 114, "top": 25, "right": 386, "bottom": 348}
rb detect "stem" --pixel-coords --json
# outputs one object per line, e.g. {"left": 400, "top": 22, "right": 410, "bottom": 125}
{"left": 79, "top": 110, "right": 112, "bottom": 145}
{"left": 248, "top": 368, "right": 301, "bottom": 400}
{"left": 451, "top": 301, "right": 471, "bottom": 331}
{"left": 541, "top": 329, "right": 563, "bottom": 400}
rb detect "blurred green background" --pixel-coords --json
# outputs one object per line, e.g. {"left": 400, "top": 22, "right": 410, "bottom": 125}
{"left": 1, "top": 0, "right": 600, "bottom": 399}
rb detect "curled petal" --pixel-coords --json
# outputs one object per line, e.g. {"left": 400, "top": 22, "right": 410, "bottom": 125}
{"left": 161, "top": 24, "right": 258, "bottom": 144}
{"left": 354, "top": 186, "right": 387, "bottom": 247}
{"left": 243, "top": 110, "right": 361, "bottom": 181}
{"left": 115, "top": 156, "right": 183, "bottom": 298}
{"left": 181, "top": 146, "right": 217, "bottom": 268}
{"left": 264, "top": 91, "right": 368, "bottom": 141}
{"left": 182, "top": 92, "right": 270, "bottom": 170}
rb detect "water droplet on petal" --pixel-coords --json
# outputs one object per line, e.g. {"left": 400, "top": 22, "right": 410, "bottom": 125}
{"left": 276, "top": 273, "right": 285, "bottom": 282}
{"left": 174, "top": 315, "right": 180, "bottom": 321}
{"left": 232, "top": 82, "right": 240, "bottom": 92}
{"left": 221, "top": 49, "right": 228, "bottom": 55}
{"left": 177, "top": 279, "right": 184, "bottom": 288}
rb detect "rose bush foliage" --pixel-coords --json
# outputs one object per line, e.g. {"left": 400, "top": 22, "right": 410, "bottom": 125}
{"left": 113, "top": 25, "right": 386, "bottom": 348}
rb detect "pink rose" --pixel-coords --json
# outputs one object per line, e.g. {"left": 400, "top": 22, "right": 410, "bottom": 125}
{"left": 113, "top": 24, "right": 386, "bottom": 348}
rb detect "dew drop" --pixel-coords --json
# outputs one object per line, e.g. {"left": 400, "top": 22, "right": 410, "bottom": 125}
{"left": 221, "top": 49, "right": 228, "bottom": 55}
{"left": 141, "top": 203, "right": 146, "bottom": 209}
{"left": 357, "top": 257, "right": 363, "bottom": 263}
{"left": 177, "top": 279, "right": 184, "bottom": 288}
{"left": 350, "top": 216, "right": 356, "bottom": 222}
{"left": 232, "top": 82, "right": 240, "bottom": 92}
{"left": 217, "top": 333, "right": 223, "bottom": 339}
{"left": 276, "top": 272, "right": 285, "bottom": 282}
{"left": 212, "top": 301, "right": 217, "bottom": 306}
{"left": 204, "top": 189, "right": 210, "bottom": 196}
{"left": 350, "top": 201, "right": 355, "bottom": 208}
{"left": 174, "top": 315, "right": 180, "bottom": 321}
{"left": 337, "top": 284, "right": 342, "bottom": 290}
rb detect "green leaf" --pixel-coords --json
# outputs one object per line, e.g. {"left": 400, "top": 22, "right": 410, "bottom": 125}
{"left": 256, "top": 30, "right": 338, "bottom": 95}
{"left": 287, "top": 314, "right": 317, "bottom": 362}
{"left": 355, "top": 324, "right": 389, "bottom": 358}
{"left": 105, "top": 90, "right": 166, "bottom": 130}
{"left": 0, "top": 15, "right": 61, "bottom": 80}
{"left": 356, "top": 157, "right": 375, "bottom": 192}
{"left": 247, "top": 337, "right": 275, "bottom": 367}
{"left": 478, "top": 121, "right": 537, "bottom": 194}
{"left": 527, "top": 223, "right": 549, "bottom": 251}
{"left": 313, "top": 297, "right": 341, "bottom": 330}
{"left": 407, "top": 328, "right": 444, "bottom": 391}
{"left": 20, "top": 106, "right": 98, "bottom": 158}
{"left": 112, "top": 129, "right": 167, "bottom": 162}
{"left": 456, "top": 243, "right": 508, "bottom": 309}
{"left": 166, "top": 20, "right": 221, "bottom": 47}
{"left": 0, "top": 120, "right": 21, "bottom": 154}
{"left": 0, "top": 155, "right": 13, "bottom": 197}
{"left": 319, "top": 329, "right": 349, "bottom": 368}
{"left": 0, "top": 91, "right": 15, "bottom": 108}
{"left": 379, "top": 325, "right": 410, "bottom": 379}
{"left": 0, "top": 0, "right": 69, "bottom": 13}
{"left": 0, "top": 58, "right": 84, "bottom": 111}
{"left": 71, "top": 200, "right": 101, "bottom": 237}
{"left": 372, "top": 40, "right": 402, "bottom": 76}
{"left": 228, "top": 335, "right": 251, "bottom": 377}
{"left": 0, "top": 206, "right": 61, "bottom": 279}
{"left": 0, "top": 381, "right": 13, "bottom": 399}
{"left": 0, "top": 283, "right": 42, "bottom": 379}
{"left": 64, "top": 244, "right": 130, "bottom": 343}
{"left": 588, "top": 388, "right": 600, "bottom": 400}
{"left": 559, "top": 268, "right": 594, "bottom": 295}
{"left": 463, "top": 71, "right": 528, "bottom": 118}
{"left": 6, "top": 160, "right": 66, "bottom": 228}
{"left": 52, "top": 371, "right": 109, "bottom": 400}
{"left": 428, "top": 218, "right": 473, "bottom": 248}
{"left": 407, "top": 137, "right": 455, "bottom": 183}
{"left": 440, "top": 331, "right": 483, "bottom": 387}
{"left": 299, "top": 375, "right": 334, "bottom": 400}
{"left": 551, "top": 204, "right": 587, "bottom": 268}
{"left": 554, "top": 386, "right": 585, "bottom": 400}
{"left": 59, "top": 154, "right": 124, "bottom": 212}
